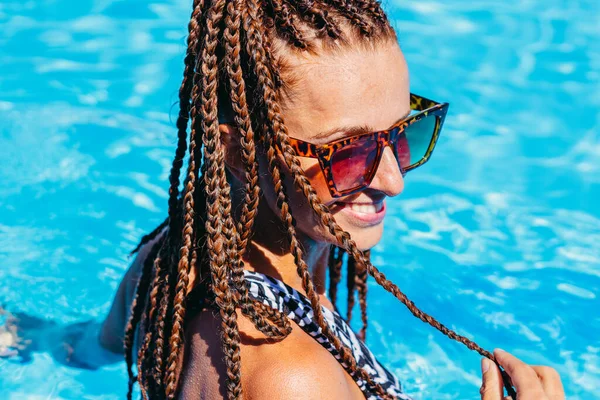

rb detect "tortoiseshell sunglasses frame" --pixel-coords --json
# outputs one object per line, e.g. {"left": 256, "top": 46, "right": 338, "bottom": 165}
{"left": 288, "top": 93, "right": 450, "bottom": 198}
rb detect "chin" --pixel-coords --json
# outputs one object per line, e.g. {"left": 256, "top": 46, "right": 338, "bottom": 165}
{"left": 341, "top": 223, "right": 384, "bottom": 251}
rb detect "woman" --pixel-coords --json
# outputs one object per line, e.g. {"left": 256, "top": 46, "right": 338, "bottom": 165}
{"left": 74, "top": 0, "right": 566, "bottom": 398}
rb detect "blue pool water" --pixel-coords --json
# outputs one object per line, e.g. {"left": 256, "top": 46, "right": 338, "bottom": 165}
{"left": 1, "top": 0, "right": 599, "bottom": 398}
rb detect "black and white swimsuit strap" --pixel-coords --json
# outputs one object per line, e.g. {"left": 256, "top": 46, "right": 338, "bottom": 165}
{"left": 243, "top": 270, "right": 413, "bottom": 400}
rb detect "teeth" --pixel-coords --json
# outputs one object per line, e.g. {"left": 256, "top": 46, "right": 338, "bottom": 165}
{"left": 349, "top": 203, "right": 383, "bottom": 214}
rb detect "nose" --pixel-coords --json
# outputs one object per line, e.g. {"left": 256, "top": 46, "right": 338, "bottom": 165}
{"left": 369, "top": 145, "right": 404, "bottom": 197}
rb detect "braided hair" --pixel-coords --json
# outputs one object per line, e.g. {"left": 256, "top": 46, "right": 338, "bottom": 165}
{"left": 123, "top": 0, "right": 516, "bottom": 399}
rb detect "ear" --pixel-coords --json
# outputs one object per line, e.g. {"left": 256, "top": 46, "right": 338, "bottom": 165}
{"left": 220, "top": 123, "right": 245, "bottom": 182}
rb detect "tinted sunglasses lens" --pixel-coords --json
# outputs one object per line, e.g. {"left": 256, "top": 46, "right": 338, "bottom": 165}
{"left": 331, "top": 136, "right": 378, "bottom": 193}
{"left": 396, "top": 114, "right": 437, "bottom": 169}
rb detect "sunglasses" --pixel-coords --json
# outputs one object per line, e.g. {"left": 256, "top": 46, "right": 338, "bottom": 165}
{"left": 287, "top": 93, "right": 449, "bottom": 198}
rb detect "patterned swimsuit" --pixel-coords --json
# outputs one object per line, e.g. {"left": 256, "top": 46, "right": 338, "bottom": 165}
{"left": 244, "top": 270, "right": 413, "bottom": 400}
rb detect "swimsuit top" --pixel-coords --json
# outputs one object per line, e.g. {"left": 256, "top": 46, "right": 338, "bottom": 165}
{"left": 244, "top": 270, "right": 413, "bottom": 400}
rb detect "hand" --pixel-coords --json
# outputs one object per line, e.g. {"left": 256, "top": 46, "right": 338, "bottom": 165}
{"left": 0, "top": 307, "right": 30, "bottom": 358}
{"left": 480, "top": 349, "right": 565, "bottom": 400}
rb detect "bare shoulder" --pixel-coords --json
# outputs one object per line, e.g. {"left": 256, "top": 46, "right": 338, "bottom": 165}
{"left": 244, "top": 338, "right": 353, "bottom": 400}
{"left": 180, "top": 308, "right": 355, "bottom": 400}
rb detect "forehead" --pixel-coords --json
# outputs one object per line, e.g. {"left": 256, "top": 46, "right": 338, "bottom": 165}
{"left": 280, "top": 40, "right": 410, "bottom": 140}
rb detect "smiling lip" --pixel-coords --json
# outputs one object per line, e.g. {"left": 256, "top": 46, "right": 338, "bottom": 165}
{"left": 338, "top": 200, "right": 386, "bottom": 227}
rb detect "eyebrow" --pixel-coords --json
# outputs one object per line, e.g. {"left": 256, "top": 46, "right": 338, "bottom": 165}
{"left": 312, "top": 109, "right": 412, "bottom": 141}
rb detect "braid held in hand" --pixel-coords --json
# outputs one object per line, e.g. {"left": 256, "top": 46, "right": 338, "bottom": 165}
{"left": 355, "top": 250, "right": 369, "bottom": 341}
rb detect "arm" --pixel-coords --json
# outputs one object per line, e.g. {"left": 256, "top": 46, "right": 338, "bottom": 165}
{"left": 70, "top": 231, "right": 165, "bottom": 368}
{"left": 98, "top": 237, "right": 158, "bottom": 354}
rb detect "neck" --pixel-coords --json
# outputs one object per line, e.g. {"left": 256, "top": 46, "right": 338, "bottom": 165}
{"left": 241, "top": 196, "right": 333, "bottom": 305}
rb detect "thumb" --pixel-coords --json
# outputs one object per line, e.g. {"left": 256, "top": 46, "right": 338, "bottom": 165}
{"left": 480, "top": 358, "right": 503, "bottom": 400}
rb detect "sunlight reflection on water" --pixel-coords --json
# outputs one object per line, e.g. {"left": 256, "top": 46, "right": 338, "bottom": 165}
{"left": 0, "top": 0, "right": 598, "bottom": 398}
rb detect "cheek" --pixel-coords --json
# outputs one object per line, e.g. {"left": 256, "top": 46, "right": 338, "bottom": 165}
{"left": 298, "top": 159, "right": 386, "bottom": 250}
{"left": 255, "top": 154, "right": 329, "bottom": 219}
{"left": 258, "top": 154, "right": 336, "bottom": 241}
{"left": 298, "top": 158, "right": 333, "bottom": 204}
{"left": 258, "top": 155, "right": 331, "bottom": 201}
{"left": 255, "top": 154, "right": 385, "bottom": 250}
{"left": 284, "top": 158, "right": 334, "bottom": 238}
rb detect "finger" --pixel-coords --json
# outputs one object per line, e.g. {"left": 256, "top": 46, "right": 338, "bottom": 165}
{"left": 480, "top": 357, "right": 504, "bottom": 400}
{"left": 531, "top": 366, "right": 565, "bottom": 400}
{"left": 494, "top": 349, "right": 545, "bottom": 398}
